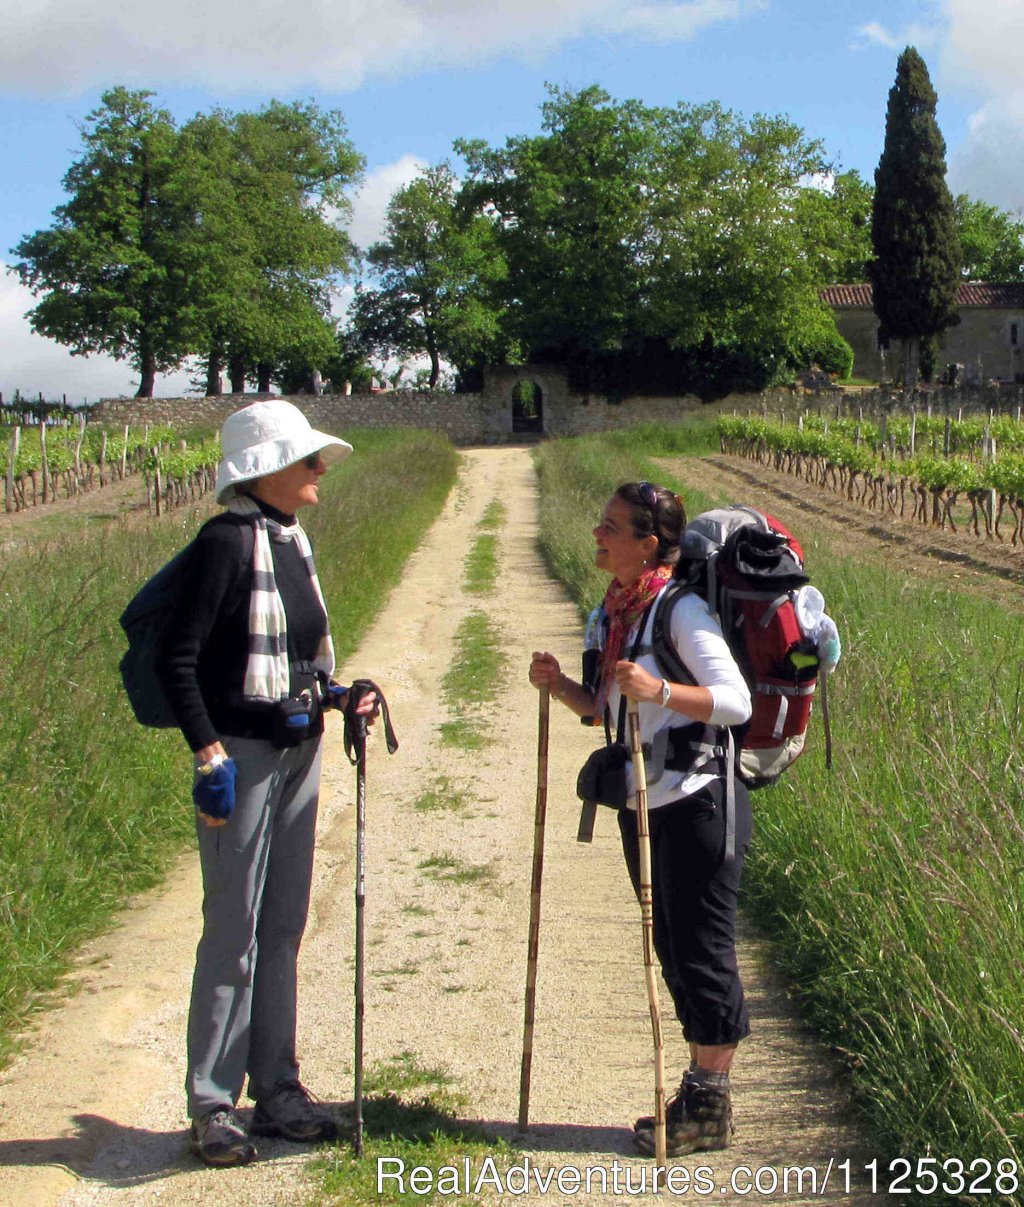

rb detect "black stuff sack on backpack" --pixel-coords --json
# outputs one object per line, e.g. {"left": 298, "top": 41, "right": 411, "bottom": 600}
{"left": 118, "top": 543, "right": 198, "bottom": 728}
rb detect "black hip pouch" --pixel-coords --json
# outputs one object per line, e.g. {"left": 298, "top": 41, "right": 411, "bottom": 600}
{"left": 271, "top": 689, "right": 319, "bottom": 747}
{"left": 576, "top": 743, "right": 630, "bottom": 810}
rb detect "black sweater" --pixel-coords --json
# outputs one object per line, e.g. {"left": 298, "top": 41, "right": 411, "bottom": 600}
{"left": 156, "top": 500, "right": 329, "bottom": 751}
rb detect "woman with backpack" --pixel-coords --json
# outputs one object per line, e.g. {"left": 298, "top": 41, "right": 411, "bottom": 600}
{"left": 156, "top": 399, "right": 376, "bottom": 1168}
{"left": 528, "top": 481, "right": 752, "bottom": 1156}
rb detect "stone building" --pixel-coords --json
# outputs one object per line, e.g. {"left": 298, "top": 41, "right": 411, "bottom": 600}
{"left": 822, "top": 283, "right": 1024, "bottom": 384}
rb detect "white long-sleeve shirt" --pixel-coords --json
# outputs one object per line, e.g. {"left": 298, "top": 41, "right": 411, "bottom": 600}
{"left": 599, "top": 585, "right": 751, "bottom": 810}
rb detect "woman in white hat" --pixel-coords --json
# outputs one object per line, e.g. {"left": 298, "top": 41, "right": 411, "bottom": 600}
{"left": 157, "top": 399, "right": 374, "bottom": 1167}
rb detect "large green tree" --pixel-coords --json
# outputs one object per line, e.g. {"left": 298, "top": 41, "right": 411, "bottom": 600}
{"left": 794, "top": 169, "right": 874, "bottom": 285}
{"left": 12, "top": 90, "right": 362, "bottom": 399}
{"left": 954, "top": 195, "right": 1024, "bottom": 281}
{"left": 458, "top": 85, "right": 844, "bottom": 395}
{"left": 869, "top": 47, "right": 961, "bottom": 385}
{"left": 350, "top": 163, "right": 510, "bottom": 388}
{"left": 12, "top": 88, "right": 202, "bottom": 397}
{"left": 180, "top": 101, "right": 363, "bottom": 395}
{"left": 457, "top": 86, "right": 659, "bottom": 370}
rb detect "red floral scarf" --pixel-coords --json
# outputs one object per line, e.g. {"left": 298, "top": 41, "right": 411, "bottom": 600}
{"left": 594, "top": 563, "right": 673, "bottom": 720}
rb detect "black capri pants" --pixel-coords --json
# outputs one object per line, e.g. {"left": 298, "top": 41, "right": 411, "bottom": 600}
{"left": 618, "top": 776, "right": 752, "bottom": 1048}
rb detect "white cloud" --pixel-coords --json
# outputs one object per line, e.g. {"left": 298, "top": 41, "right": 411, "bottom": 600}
{"left": 852, "top": 19, "right": 939, "bottom": 52}
{"left": 947, "top": 96, "right": 1024, "bottom": 212}
{"left": 0, "top": 263, "right": 198, "bottom": 400}
{"left": 942, "top": 0, "right": 1022, "bottom": 94}
{"left": 599, "top": 0, "right": 766, "bottom": 41}
{"left": 1, "top": 0, "right": 764, "bottom": 95}
{"left": 940, "top": 0, "right": 1024, "bottom": 210}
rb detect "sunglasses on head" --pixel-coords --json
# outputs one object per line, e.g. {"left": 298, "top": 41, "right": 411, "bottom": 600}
{"left": 638, "top": 481, "right": 660, "bottom": 508}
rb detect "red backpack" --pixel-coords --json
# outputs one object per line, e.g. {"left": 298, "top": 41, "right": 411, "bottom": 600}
{"left": 651, "top": 506, "right": 822, "bottom": 789}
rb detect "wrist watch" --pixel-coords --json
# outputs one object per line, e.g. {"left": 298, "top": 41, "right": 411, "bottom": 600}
{"left": 659, "top": 679, "right": 672, "bottom": 708}
{"left": 195, "top": 753, "right": 226, "bottom": 775}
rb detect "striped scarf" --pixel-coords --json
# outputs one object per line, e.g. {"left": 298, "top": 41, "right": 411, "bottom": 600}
{"left": 227, "top": 494, "right": 335, "bottom": 701}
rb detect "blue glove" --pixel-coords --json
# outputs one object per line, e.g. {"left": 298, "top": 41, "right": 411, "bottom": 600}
{"left": 193, "top": 758, "right": 238, "bottom": 820}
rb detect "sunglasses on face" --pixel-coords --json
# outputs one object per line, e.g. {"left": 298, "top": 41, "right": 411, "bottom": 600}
{"left": 304, "top": 452, "right": 322, "bottom": 469}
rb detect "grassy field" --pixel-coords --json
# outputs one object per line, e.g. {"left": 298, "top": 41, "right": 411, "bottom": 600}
{"left": 533, "top": 422, "right": 1024, "bottom": 1190}
{"left": 0, "top": 427, "right": 458, "bottom": 1065}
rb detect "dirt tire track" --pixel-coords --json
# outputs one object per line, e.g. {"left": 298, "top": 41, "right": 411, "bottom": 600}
{"left": 1, "top": 448, "right": 875, "bottom": 1207}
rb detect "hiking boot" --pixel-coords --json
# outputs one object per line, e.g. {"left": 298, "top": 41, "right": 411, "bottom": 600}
{"left": 633, "top": 1076, "right": 733, "bottom": 1157}
{"left": 251, "top": 1079, "right": 338, "bottom": 1143}
{"left": 189, "top": 1106, "right": 257, "bottom": 1167}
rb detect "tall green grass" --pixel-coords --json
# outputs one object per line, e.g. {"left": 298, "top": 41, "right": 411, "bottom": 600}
{"left": 0, "top": 428, "right": 457, "bottom": 1064}
{"left": 534, "top": 422, "right": 715, "bottom": 620}
{"left": 534, "top": 423, "right": 1024, "bottom": 1187}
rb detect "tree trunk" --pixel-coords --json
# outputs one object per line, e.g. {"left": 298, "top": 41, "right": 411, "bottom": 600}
{"left": 257, "top": 361, "right": 273, "bottom": 393}
{"left": 229, "top": 353, "right": 247, "bottom": 395}
{"left": 205, "top": 348, "right": 224, "bottom": 397}
{"left": 136, "top": 346, "right": 157, "bottom": 398}
{"left": 901, "top": 337, "right": 919, "bottom": 393}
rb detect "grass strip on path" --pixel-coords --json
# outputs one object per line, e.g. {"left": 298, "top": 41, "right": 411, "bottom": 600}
{"left": 534, "top": 422, "right": 1024, "bottom": 1186}
{"left": 439, "top": 496, "right": 510, "bottom": 749}
{"left": 464, "top": 499, "right": 505, "bottom": 595}
{"left": 315, "top": 1052, "right": 515, "bottom": 1207}
{"left": 0, "top": 427, "right": 457, "bottom": 1067}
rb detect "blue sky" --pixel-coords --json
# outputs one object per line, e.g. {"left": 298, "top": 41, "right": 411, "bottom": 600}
{"left": 2, "top": 0, "right": 1021, "bottom": 399}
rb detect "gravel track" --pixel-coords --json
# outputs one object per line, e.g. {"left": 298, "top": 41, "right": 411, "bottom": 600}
{"left": 0, "top": 447, "right": 874, "bottom": 1206}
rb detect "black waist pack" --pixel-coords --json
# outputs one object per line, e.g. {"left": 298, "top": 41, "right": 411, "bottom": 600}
{"left": 576, "top": 743, "right": 630, "bottom": 810}
{"left": 271, "top": 689, "right": 320, "bottom": 747}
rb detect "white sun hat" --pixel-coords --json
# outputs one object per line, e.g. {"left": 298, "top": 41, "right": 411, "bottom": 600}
{"left": 215, "top": 398, "right": 353, "bottom": 504}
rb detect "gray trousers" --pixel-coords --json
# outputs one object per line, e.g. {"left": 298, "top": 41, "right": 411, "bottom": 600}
{"left": 186, "top": 734, "right": 322, "bottom": 1117}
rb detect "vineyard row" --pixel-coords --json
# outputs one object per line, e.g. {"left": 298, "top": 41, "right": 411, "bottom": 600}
{"left": 717, "top": 415, "right": 1024, "bottom": 546}
{"left": 3, "top": 421, "right": 220, "bottom": 516}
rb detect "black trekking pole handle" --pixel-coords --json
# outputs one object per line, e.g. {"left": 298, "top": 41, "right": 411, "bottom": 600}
{"left": 343, "top": 679, "right": 398, "bottom": 765}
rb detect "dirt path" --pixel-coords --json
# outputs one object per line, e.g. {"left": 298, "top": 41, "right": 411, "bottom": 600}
{"left": 0, "top": 447, "right": 874, "bottom": 1207}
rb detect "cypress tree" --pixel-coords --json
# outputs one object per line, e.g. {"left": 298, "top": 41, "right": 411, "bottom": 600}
{"left": 869, "top": 47, "right": 961, "bottom": 385}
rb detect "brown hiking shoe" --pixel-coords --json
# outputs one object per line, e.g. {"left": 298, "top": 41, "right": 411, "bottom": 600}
{"left": 634, "top": 1077, "right": 732, "bottom": 1157}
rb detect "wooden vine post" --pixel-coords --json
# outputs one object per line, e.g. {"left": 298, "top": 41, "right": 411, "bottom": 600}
{"left": 39, "top": 419, "right": 50, "bottom": 504}
{"left": 5, "top": 427, "right": 19, "bottom": 513}
{"left": 153, "top": 447, "right": 163, "bottom": 517}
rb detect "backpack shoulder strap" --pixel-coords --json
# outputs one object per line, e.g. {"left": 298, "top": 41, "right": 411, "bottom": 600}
{"left": 650, "top": 582, "right": 698, "bottom": 688}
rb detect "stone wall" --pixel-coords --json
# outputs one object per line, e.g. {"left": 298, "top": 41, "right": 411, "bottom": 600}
{"left": 92, "top": 366, "right": 724, "bottom": 442}
{"left": 88, "top": 363, "right": 1024, "bottom": 442}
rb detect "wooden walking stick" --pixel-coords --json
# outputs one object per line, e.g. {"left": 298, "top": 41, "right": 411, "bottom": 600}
{"left": 518, "top": 684, "right": 550, "bottom": 1131}
{"left": 627, "top": 696, "right": 667, "bottom": 1175}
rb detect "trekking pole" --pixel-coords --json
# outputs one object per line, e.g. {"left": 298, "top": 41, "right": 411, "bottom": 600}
{"left": 820, "top": 670, "right": 833, "bottom": 771}
{"left": 353, "top": 707, "right": 368, "bottom": 1157}
{"left": 343, "top": 681, "right": 398, "bottom": 1159}
{"left": 518, "top": 685, "right": 550, "bottom": 1131}
{"left": 627, "top": 697, "right": 667, "bottom": 1175}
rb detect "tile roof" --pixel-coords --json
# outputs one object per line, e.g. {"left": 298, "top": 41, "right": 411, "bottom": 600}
{"left": 821, "top": 284, "right": 873, "bottom": 307}
{"left": 822, "top": 283, "right": 1024, "bottom": 308}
